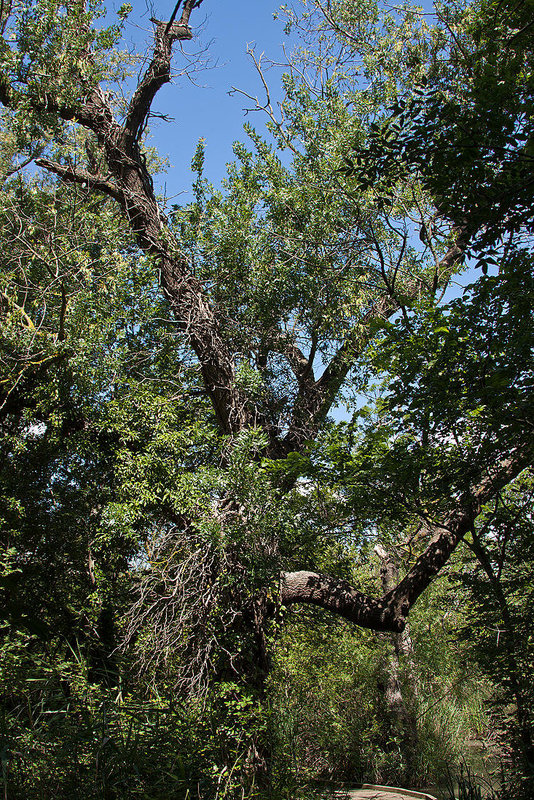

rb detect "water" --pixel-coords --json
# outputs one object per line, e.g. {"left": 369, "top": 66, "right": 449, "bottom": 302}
{"left": 424, "top": 742, "right": 504, "bottom": 799}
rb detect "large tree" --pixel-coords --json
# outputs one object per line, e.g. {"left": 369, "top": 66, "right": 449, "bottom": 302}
{"left": 1, "top": 0, "right": 533, "bottom": 792}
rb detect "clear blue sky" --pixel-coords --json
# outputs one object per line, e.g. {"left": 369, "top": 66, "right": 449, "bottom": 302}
{"left": 116, "top": 1, "right": 293, "bottom": 203}
{"left": 115, "top": 1, "right": 437, "bottom": 204}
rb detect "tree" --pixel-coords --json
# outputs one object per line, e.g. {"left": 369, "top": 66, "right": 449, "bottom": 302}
{"left": 1, "top": 0, "right": 533, "bottom": 794}
{"left": 460, "top": 471, "right": 534, "bottom": 792}
{"left": 342, "top": 0, "right": 534, "bottom": 256}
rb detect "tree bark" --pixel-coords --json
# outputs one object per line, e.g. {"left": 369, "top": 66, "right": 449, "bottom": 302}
{"left": 2, "top": 0, "right": 534, "bottom": 745}
{"left": 375, "top": 544, "right": 419, "bottom": 785}
{"left": 280, "top": 442, "right": 534, "bottom": 631}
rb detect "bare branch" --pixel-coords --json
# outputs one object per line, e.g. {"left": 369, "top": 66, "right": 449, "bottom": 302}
{"left": 230, "top": 46, "right": 300, "bottom": 156}
{"left": 2, "top": 154, "right": 37, "bottom": 179}
{"left": 124, "top": 0, "right": 205, "bottom": 145}
{"left": 123, "top": 518, "right": 247, "bottom": 696}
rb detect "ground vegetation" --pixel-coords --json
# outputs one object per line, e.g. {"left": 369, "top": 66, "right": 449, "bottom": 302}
{"left": 0, "top": 0, "right": 533, "bottom": 797}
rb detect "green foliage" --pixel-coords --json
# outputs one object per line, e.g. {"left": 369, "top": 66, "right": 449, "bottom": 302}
{"left": 1, "top": 0, "right": 533, "bottom": 797}
{"left": 0, "top": 631, "right": 214, "bottom": 799}
{"left": 269, "top": 613, "right": 385, "bottom": 786}
{"left": 342, "top": 0, "right": 534, "bottom": 251}
{"left": 445, "top": 761, "right": 503, "bottom": 800}
{"left": 454, "top": 474, "right": 534, "bottom": 796}
{"left": 269, "top": 565, "right": 494, "bottom": 792}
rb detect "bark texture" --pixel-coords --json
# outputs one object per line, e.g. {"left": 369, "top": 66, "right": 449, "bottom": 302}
{"left": 280, "top": 443, "right": 533, "bottom": 631}
{"left": 1, "top": 1, "right": 532, "bottom": 640}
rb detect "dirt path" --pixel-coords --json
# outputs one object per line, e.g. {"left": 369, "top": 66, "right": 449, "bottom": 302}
{"left": 332, "top": 786, "right": 437, "bottom": 800}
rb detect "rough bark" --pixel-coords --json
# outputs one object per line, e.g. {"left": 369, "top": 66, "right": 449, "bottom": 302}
{"left": 2, "top": 0, "right": 247, "bottom": 436}
{"left": 280, "top": 570, "right": 400, "bottom": 630}
{"left": 0, "top": 1, "right": 471, "bottom": 448}
{"left": 280, "top": 442, "right": 533, "bottom": 631}
{"left": 1, "top": 1, "right": 532, "bottom": 642}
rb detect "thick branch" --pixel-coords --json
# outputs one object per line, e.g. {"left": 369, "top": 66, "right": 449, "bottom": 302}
{"left": 124, "top": 0, "right": 204, "bottom": 145}
{"left": 281, "top": 442, "right": 533, "bottom": 631}
{"left": 272, "top": 330, "right": 317, "bottom": 387}
{"left": 385, "top": 441, "right": 533, "bottom": 617}
{"left": 0, "top": 65, "right": 107, "bottom": 132}
{"left": 2, "top": 3, "right": 248, "bottom": 436}
{"left": 431, "top": 222, "right": 470, "bottom": 293}
{"left": 280, "top": 571, "right": 401, "bottom": 631}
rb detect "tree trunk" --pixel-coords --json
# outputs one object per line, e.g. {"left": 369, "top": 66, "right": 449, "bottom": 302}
{"left": 375, "top": 544, "right": 419, "bottom": 786}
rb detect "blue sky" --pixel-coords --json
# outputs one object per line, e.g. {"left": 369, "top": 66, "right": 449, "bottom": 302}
{"left": 115, "top": 1, "right": 438, "bottom": 203}
{"left": 111, "top": 1, "right": 477, "bottom": 423}
{"left": 116, "top": 1, "right": 294, "bottom": 202}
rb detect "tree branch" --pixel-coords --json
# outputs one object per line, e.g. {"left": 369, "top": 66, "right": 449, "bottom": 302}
{"left": 385, "top": 441, "right": 533, "bottom": 617}
{"left": 281, "top": 441, "right": 533, "bottom": 631}
{"left": 281, "top": 221, "right": 471, "bottom": 451}
{"left": 0, "top": 2, "right": 248, "bottom": 437}
{"left": 35, "top": 158, "right": 124, "bottom": 203}
{"left": 124, "top": 0, "right": 205, "bottom": 145}
{"left": 281, "top": 294, "right": 397, "bottom": 452}
{"left": 280, "top": 570, "right": 399, "bottom": 630}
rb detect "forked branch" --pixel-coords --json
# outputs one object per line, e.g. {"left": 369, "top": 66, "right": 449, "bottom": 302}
{"left": 124, "top": 0, "right": 205, "bottom": 145}
{"left": 35, "top": 158, "right": 124, "bottom": 203}
{"left": 281, "top": 441, "right": 533, "bottom": 630}
{"left": 282, "top": 222, "right": 470, "bottom": 451}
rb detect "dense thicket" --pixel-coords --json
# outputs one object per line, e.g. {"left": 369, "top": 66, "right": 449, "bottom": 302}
{"left": 0, "top": 1, "right": 533, "bottom": 797}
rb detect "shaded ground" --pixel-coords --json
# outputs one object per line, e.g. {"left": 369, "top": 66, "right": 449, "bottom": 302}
{"left": 333, "top": 787, "right": 437, "bottom": 800}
